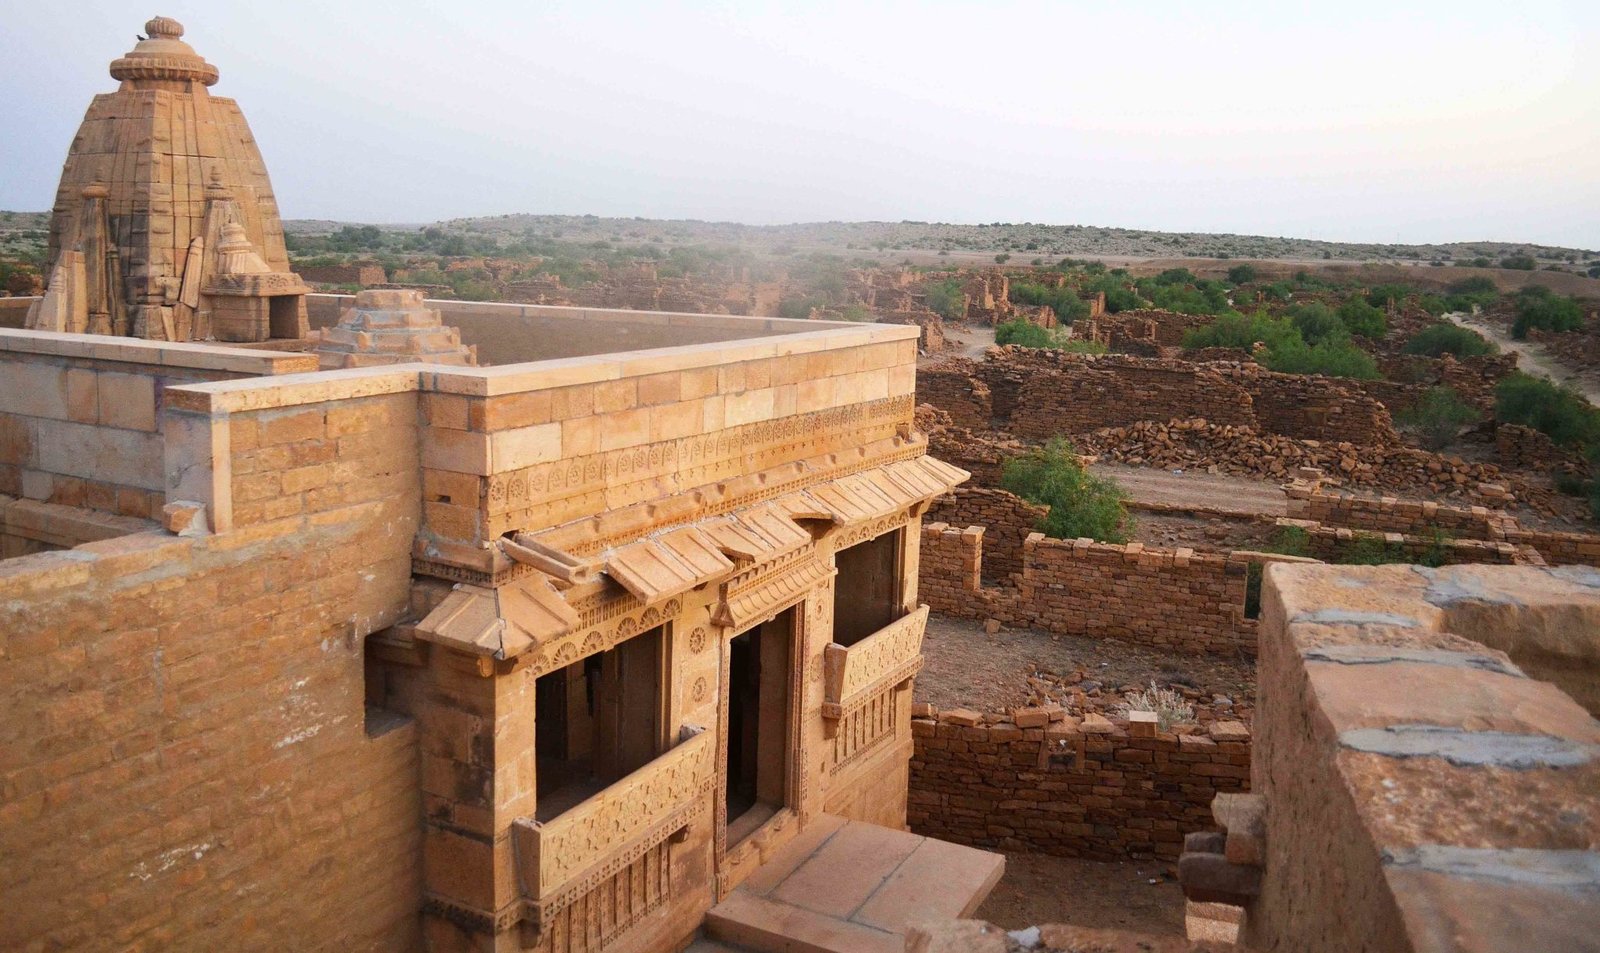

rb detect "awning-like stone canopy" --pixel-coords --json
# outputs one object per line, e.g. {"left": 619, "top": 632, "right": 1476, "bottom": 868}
{"left": 415, "top": 454, "right": 967, "bottom": 660}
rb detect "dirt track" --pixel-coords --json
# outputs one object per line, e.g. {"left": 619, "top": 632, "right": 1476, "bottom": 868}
{"left": 1088, "top": 462, "right": 1287, "bottom": 517}
{"left": 1445, "top": 310, "right": 1600, "bottom": 405}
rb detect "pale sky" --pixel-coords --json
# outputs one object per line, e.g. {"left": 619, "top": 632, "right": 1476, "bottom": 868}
{"left": 3, "top": 1, "right": 1598, "bottom": 248}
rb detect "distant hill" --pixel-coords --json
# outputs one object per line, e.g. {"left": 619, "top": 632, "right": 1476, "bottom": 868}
{"left": 6, "top": 209, "right": 1596, "bottom": 270}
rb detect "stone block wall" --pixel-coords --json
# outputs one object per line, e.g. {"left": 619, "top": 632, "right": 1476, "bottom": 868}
{"left": 0, "top": 330, "right": 315, "bottom": 520}
{"left": 925, "top": 486, "right": 1046, "bottom": 580}
{"left": 920, "top": 524, "right": 1256, "bottom": 656}
{"left": 1495, "top": 422, "right": 1586, "bottom": 476}
{"left": 0, "top": 373, "right": 424, "bottom": 951}
{"left": 1285, "top": 486, "right": 1506, "bottom": 540}
{"left": 908, "top": 710, "right": 1250, "bottom": 861}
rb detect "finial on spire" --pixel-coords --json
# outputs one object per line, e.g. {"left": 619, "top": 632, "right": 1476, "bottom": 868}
{"left": 145, "top": 16, "right": 184, "bottom": 39}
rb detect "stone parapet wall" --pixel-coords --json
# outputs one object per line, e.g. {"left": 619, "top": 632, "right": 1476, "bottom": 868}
{"left": 909, "top": 708, "right": 1250, "bottom": 861}
{"left": 920, "top": 523, "right": 1257, "bottom": 656}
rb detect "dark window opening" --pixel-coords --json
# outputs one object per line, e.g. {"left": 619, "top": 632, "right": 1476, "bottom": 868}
{"left": 725, "top": 608, "right": 793, "bottom": 842}
{"left": 268, "top": 295, "right": 301, "bottom": 338}
{"left": 832, "top": 530, "right": 903, "bottom": 646}
{"left": 535, "top": 625, "right": 665, "bottom": 821}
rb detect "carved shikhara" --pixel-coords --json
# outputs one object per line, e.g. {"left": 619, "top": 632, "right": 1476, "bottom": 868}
{"left": 514, "top": 728, "right": 715, "bottom": 920}
{"left": 485, "top": 395, "right": 919, "bottom": 539}
{"left": 822, "top": 605, "right": 929, "bottom": 720}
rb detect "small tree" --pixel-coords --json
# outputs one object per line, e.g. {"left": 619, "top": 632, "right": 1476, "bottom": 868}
{"left": 1500, "top": 255, "right": 1537, "bottom": 270}
{"left": 924, "top": 279, "right": 966, "bottom": 321}
{"left": 1398, "top": 386, "right": 1481, "bottom": 449}
{"left": 1001, "top": 440, "right": 1133, "bottom": 543}
{"left": 1226, "top": 263, "right": 1259, "bottom": 284}
{"left": 1287, "top": 303, "right": 1345, "bottom": 345}
{"left": 1496, "top": 372, "right": 1600, "bottom": 447}
{"left": 994, "top": 253, "right": 1011, "bottom": 264}
{"left": 1512, "top": 287, "right": 1584, "bottom": 338}
{"left": 1336, "top": 298, "right": 1388, "bottom": 338}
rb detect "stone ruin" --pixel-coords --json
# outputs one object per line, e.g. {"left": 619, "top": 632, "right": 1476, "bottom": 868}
{"left": 313, "top": 289, "right": 478, "bottom": 369}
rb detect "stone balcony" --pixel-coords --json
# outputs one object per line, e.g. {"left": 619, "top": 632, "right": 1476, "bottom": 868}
{"left": 822, "top": 605, "right": 929, "bottom": 720}
{"left": 511, "top": 726, "right": 717, "bottom": 935}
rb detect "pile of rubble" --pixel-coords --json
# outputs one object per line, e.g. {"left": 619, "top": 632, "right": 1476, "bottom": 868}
{"left": 1074, "top": 417, "right": 1568, "bottom": 513}
{"left": 1014, "top": 663, "right": 1255, "bottom": 729}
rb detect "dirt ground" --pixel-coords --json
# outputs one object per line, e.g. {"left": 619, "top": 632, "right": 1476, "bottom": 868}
{"left": 1129, "top": 511, "right": 1282, "bottom": 552}
{"left": 1089, "top": 462, "right": 1289, "bottom": 518}
{"left": 973, "top": 853, "right": 1185, "bottom": 935}
{"left": 916, "top": 613, "right": 1255, "bottom": 724}
{"left": 1447, "top": 309, "right": 1600, "bottom": 404}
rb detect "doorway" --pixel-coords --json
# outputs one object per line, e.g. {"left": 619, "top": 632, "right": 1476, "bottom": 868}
{"left": 724, "top": 607, "right": 794, "bottom": 844}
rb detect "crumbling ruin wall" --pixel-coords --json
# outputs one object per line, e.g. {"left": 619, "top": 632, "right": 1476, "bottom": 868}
{"left": 921, "top": 523, "right": 1256, "bottom": 656}
{"left": 921, "top": 350, "right": 1400, "bottom": 448}
{"left": 925, "top": 487, "right": 1045, "bottom": 580}
{"left": 908, "top": 710, "right": 1250, "bottom": 861}
{"left": 918, "top": 362, "right": 993, "bottom": 429}
{"left": 1495, "top": 422, "right": 1586, "bottom": 476}
{"left": 1285, "top": 486, "right": 1506, "bottom": 540}
{"left": 0, "top": 382, "right": 423, "bottom": 952}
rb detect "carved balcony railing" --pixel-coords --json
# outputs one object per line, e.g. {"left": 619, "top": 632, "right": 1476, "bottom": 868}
{"left": 822, "top": 605, "right": 928, "bottom": 721}
{"left": 512, "top": 726, "right": 715, "bottom": 942}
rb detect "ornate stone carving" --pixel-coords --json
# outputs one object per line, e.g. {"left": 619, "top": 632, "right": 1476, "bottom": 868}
{"left": 822, "top": 605, "right": 929, "bottom": 720}
{"left": 515, "top": 728, "right": 715, "bottom": 909}
{"left": 688, "top": 626, "right": 708, "bottom": 654}
{"left": 713, "top": 544, "right": 835, "bottom": 632}
{"left": 519, "top": 595, "right": 682, "bottom": 679}
{"left": 691, "top": 676, "right": 708, "bottom": 703}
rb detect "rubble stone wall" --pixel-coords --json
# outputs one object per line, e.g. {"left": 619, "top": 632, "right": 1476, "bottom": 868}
{"left": 925, "top": 487, "right": 1046, "bottom": 580}
{"left": 0, "top": 380, "right": 423, "bottom": 952}
{"left": 921, "top": 523, "right": 1256, "bottom": 656}
{"left": 908, "top": 710, "right": 1250, "bottom": 861}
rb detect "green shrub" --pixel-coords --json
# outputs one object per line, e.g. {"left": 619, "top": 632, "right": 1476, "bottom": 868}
{"left": 1336, "top": 298, "right": 1388, "bottom": 338}
{"left": 1183, "top": 310, "right": 1298, "bottom": 352}
{"left": 994, "top": 319, "right": 1105, "bottom": 353}
{"left": 1270, "top": 525, "right": 1312, "bottom": 557}
{"left": 1153, "top": 268, "right": 1199, "bottom": 286}
{"left": 1500, "top": 255, "right": 1537, "bottom": 270}
{"left": 924, "top": 279, "right": 966, "bottom": 321}
{"left": 1011, "top": 282, "right": 1090, "bottom": 323}
{"left": 1365, "top": 283, "right": 1415, "bottom": 308}
{"left": 1495, "top": 372, "right": 1600, "bottom": 447}
{"left": 1258, "top": 335, "right": 1381, "bottom": 379}
{"left": 994, "top": 253, "right": 1011, "bottom": 264}
{"left": 1403, "top": 322, "right": 1496, "bottom": 357}
{"left": 1511, "top": 287, "right": 1584, "bottom": 338}
{"left": 1397, "top": 386, "right": 1481, "bottom": 449}
{"left": 1226, "top": 264, "right": 1258, "bottom": 284}
{"left": 1449, "top": 276, "right": 1498, "bottom": 296}
{"left": 1001, "top": 439, "right": 1133, "bottom": 543}
{"left": 1287, "top": 303, "right": 1346, "bottom": 345}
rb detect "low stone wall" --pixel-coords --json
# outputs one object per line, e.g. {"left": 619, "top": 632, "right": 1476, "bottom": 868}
{"left": 921, "top": 523, "right": 1260, "bottom": 656}
{"left": 1495, "top": 422, "right": 1586, "bottom": 476}
{"left": 925, "top": 486, "right": 1046, "bottom": 580}
{"left": 909, "top": 708, "right": 1250, "bottom": 861}
{"left": 1286, "top": 519, "right": 1533, "bottom": 566}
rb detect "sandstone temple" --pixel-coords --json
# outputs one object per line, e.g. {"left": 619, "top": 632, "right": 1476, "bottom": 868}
{"left": 1, "top": 16, "right": 1596, "bottom": 953}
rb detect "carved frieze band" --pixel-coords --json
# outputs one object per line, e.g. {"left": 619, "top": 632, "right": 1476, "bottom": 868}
{"left": 515, "top": 596, "right": 682, "bottom": 680}
{"left": 821, "top": 605, "right": 929, "bottom": 719}
{"left": 487, "top": 394, "right": 914, "bottom": 517}
{"left": 514, "top": 728, "right": 716, "bottom": 904}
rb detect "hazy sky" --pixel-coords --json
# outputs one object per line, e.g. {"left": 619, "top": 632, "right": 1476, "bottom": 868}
{"left": 4, "top": 1, "right": 1598, "bottom": 247}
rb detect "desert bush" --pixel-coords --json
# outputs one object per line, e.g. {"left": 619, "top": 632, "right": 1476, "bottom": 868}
{"left": 994, "top": 253, "right": 1011, "bottom": 264}
{"left": 1153, "top": 267, "right": 1199, "bottom": 286}
{"left": 1402, "top": 322, "right": 1496, "bottom": 357}
{"left": 1259, "top": 335, "right": 1380, "bottom": 379}
{"left": 1511, "top": 287, "right": 1584, "bottom": 338}
{"left": 1183, "top": 310, "right": 1298, "bottom": 352}
{"left": 1500, "top": 255, "right": 1537, "bottom": 271}
{"left": 1001, "top": 439, "right": 1133, "bottom": 543}
{"left": 1449, "top": 276, "right": 1498, "bottom": 296}
{"left": 1287, "top": 303, "right": 1345, "bottom": 345}
{"left": 1495, "top": 372, "right": 1600, "bottom": 448}
{"left": 1398, "top": 386, "right": 1481, "bottom": 449}
{"left": 1011, "top": 282, "right": 1090, "bottom": 323}
{"left": 924, "top": 279, "right": 966, "bottom": 321}
{"left": 1226, "top": 263, "right": 1259, "bottom": 284}
{"left": 1117, "top": 682, "right": 1195, "bottom": 730}
{"left": 1365, "top": 283, "right": 1416, "bottom": 308}
{"left": 1336, "top": 298, "right": 1388, "bottom": 338}
{"left": 995, "top": 319, "right": 1105, "bottom": 353}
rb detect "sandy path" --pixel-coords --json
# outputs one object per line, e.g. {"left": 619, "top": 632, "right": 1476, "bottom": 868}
{"left": 1088, "top": 462, "right": 1287, "bottom": 517}
{"left": 1446, "top": 311, "right": 1600, "bottom": 405}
